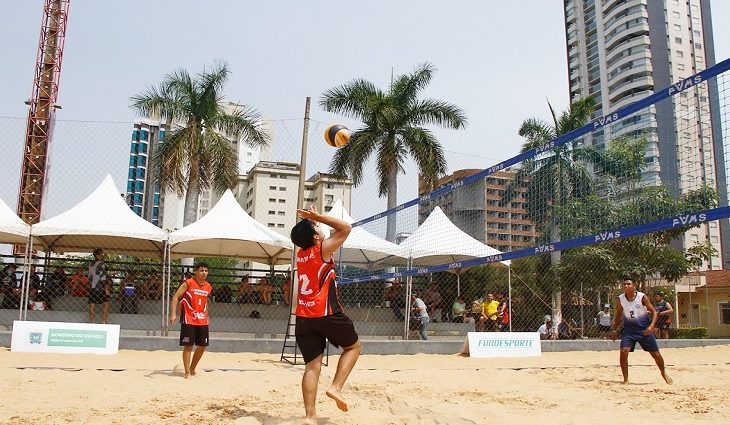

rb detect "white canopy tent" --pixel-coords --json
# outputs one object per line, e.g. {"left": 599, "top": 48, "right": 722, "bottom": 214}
{"left": 168, "top": 189, "right": 293, "bottom": 264}
{"left": 322, "top": 199, "right": 410, "bottom": 268}
{"left": 394, "top": 207, "right": 512, "bottom": 331}
{"left": 0, "top": 197, "right": 30, "bottom": 245}
{"left": 31, "top": 174, "right": 168, "bottom": 257}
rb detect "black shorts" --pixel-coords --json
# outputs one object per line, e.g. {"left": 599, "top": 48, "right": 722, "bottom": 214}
{"left": 179, "top": 323, "right": 209, "bottom": 347}
{"left": 656, "top": 320, "right": 671, "bottom": 330}
{"left": 88, "top": 288, "right": 109, "bottom": 305}
{"left": 296, "top": 313, "right": 359, "bottom": 364}
{"left": 598, "top": 325, "right": 611, "bottom": 332}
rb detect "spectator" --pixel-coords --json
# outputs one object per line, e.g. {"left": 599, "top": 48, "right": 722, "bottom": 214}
{"left": 145, "top": 273, "right": 163, "bottom": 301}
{"left": 237, "top": 275, "right": 254, "bottom": 303}
{"left": 421, "top": 283, "right": 443, "bottom": 322}
{"left": 119, "top": 271, "right": 138, "bottom": 314}
{"left": 68, "top": 267, "right": 89, "bottom": 297}
{"left": 558, "top": 317, "right": 576, "bottom": 340}
{"left": 46, "top": 266, "right": 67, "bottom": 296}
{"left": 29, "top": 266, "right": 54, "bottom": 310}
{"left": 538, "top": 319, "right": 556, "bottom": 340}
{"left": 215, "top": 284, "right": 233, "bottom": 303}
{"left": 597, "top": 304, "right": 612, "bottom": 339}
{"left": 479, "top": 293, "right": 500, "bottom": 332}
{"left": 258, "top": 276, "right": 273, "bottom": 305}
{"left": 496, "top": 293, "right": 510, "bottom": 332}
{"left": 451, "top": 296, "right": 467, "bottom": 323}
{"left": 88, "top": 248, "right": 111, "bottom": 324}
{"left": 410, "top": 292, "right": 430, "bottom": 340}
{"left": 653, "top": 292, "right": 674, "bottom": 340}
{"left": 382, "top": 280, "right": 406, "bottom": 320}
{"left": 0, "top": 264, "right": 20, "bottom": 309}
{"left": 282, "top": 276, "right": 292, "bottom": 305}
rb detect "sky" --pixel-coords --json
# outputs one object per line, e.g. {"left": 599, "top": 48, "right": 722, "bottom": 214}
{"left": 1, "top": 0, "right": 729, "bottom": 222}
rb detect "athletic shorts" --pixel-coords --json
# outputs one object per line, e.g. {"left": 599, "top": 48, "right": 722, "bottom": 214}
{"left": 598, "top": 325, "right": 611, "bottom": 332}
{"left": 656, "top": 320, "right": 671, "bottom": 330}
{"left": 88, "top": 288, "right": 109, "bottom": 305}
{"left": 295, "top": 313, "right": 359, "bottom": 363}
{"left": 620, "top": 331, "right": 659, "bottom": 352}
{"left": 179, "top": 323, "right": 209, "bottom": 347}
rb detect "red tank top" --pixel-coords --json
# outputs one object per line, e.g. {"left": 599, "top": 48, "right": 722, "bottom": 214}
{"left": 180, "top": 278, "right": 212, "bottom": 326}
{"left": 295, "top": 243, "right": 344, "bottom": 318}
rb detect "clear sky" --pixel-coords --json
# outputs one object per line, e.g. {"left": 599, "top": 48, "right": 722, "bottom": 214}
{"left": 1, "top": 0, "right": 729, "bottom": 221}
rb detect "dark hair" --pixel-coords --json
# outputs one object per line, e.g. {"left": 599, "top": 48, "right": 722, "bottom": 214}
{"left": 93, "top": 248, "right": 103, "bottom": 257}
{"left": 194, "top": 262, "right": 209, "bottom": 271}
{"left": 657, "top": 291, "right": 664, "bottom": 297}
{"left": 621, "top": 275, "right": 635, "bottom": 283}
{"left": 291, "top": 219, "right": 317, "bottom": 249}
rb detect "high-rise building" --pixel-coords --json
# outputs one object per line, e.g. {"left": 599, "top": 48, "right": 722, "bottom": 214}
{"left": 418, "top": 168, "right": 538, "bottom": 253}
{"left": 563, "top": 0, "right": 727, "bottom": 269}
{"left": 126, "top": 120, "right": 165, "bottom": 226}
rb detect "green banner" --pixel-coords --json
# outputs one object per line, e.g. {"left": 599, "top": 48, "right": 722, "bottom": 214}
{"left": 48, "top": 329, "right": 107, "bottom": 348}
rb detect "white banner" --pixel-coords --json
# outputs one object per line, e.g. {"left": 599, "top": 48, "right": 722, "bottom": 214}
{"left": 11, "top": 321, "right": 120, "bottom": 355}
{"left": 465, "top": 332, "right": 541, "bottom": 358}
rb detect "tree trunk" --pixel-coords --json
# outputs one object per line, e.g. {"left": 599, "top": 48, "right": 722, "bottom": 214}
{"left": 385, "top": 164, "right": 398, "bottom": 242}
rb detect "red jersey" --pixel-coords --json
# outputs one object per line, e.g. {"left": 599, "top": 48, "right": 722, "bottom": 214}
{"left": 180, "top": 278, "right": 212, "bottom": 326}
{"left": 295, "top": 243, "right": 345, "bottom": 318}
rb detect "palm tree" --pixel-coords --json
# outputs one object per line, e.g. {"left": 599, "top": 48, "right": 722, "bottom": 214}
{"left": 130, "top": 62, "right": 270, "bottom": 226}
{"left": 319, "top": 63, "right": 467, "bottom": 241}
{"left": 505, "top": 97, "right": 597, "bottom": 325}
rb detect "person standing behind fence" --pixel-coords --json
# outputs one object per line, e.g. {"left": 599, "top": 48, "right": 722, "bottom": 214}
{"left": 653, "top": 292, "right": 674, "bottom": 340}
{"left": 611, "top": 277, "right": 672, "bottom": 385}
{"left": 480, "top": 293, "right": 500, "bottom": 331}
{"left": 411, "top": 292, "right": 430, "bottom": 340}
{"left": 497, "top": 293, "right": 510, "bottom": 331}
{"left": 290, "top": 204, "right": 360, "bottom": 424}
{"left": 0, "top": 264, "right": 19, "bottom": 309}
{"left": 88, "top": 249, "right": 111, "bottom": 324}
{"left": 597, "top": 304, "right": 612, "bottom": 339}
{"left": 169, "top": 262, "right": 212, "bottom": 379}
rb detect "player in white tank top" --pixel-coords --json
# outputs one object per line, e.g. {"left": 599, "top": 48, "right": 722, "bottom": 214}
{"left": 611, "top": 277, "right": 672, "bottom": 385}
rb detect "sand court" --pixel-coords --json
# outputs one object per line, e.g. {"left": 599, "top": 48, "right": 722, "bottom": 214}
{"left": 1, "top": 345, "right": 729, "bottom": 424}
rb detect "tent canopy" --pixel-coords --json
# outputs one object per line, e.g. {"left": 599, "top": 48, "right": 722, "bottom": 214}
{"left": 0, "top": 197, "right": 30, "bottom": 245}
{"left": 168, "top": 190, "right": 293, "bottom": 264}
{"left": 397, "top": 206, "right": 510, "bottom": 268}
{"left": 321, "top": 199, "right": 409, "bottom": 268}
{"left": 31, "top": 175, "right": 168, "bottom": 257}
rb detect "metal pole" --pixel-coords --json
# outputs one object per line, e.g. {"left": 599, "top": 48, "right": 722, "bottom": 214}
{"left": 579, "top": 280, "right": 584, "bottom": 338}
{"left": 508, "top": 266, "right": 512, "bottom": 332}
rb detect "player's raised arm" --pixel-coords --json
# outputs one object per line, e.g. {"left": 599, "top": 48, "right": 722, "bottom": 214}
{"left": 296, "top": 204, "right": 351, "bottom": 259}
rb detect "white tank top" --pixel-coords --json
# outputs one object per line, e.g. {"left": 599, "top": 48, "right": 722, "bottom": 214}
{"left": 619, "top": 291, "right": 650, "bottom": 333}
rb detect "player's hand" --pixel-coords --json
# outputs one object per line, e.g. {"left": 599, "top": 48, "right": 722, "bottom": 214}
{"left": 643, "top": 326, "right": 654, "bottom": 336}
{"left": 296, "top": 204, "right": 319, "bottom": 220}
{"left": 169, "top": 315, "right": 177, "bottom": 325}
{"left": 610, "top": 330, "right": 618, "bottom": 341}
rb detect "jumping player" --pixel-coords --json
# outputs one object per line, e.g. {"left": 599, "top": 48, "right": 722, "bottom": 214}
{"left": 611, "top": 276, "right": 672, "bottom": 385}
{"left": 290, "top": 205, "right": 361, "bottom": 424}
{"left": 169, "top": 262, "right": 212, "bottom": 379}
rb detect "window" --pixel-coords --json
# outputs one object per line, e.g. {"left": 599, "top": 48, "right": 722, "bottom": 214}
{"left": 279, "top": 187, "right": 286, "bottom": 191}
{"left": 269, "top": 198, "right": 276, "bottom": 202}
{"left": 674, "top": 37, "right": 682, "bottom": 44}
{"left": 694, "top": 43, "right": 702, "bottom": 50}
{"left": 678, "top": 63, "right": 685, "bottom": 71}
{"left": 278, "top": 199, "right": 286, "bottom": 203}
{"left": 676, "top": 50, "right": 684, "bottom": 58}
{"left": 720, "top": 303, "right": 730, "bottom": 325}
{"left": 277, "top": 224, "right": 285, "bottom": 228}
{"left": 672, "top": 11, "right": 680, "bottom": 18}
{"left": 278, "top": 211, "right": 285, "bottom": 216}
{"left": 673, "top": 24, "right": 681, "bottom": 31}
{"left": 268, "top": 210, "right": 275, "bottom": 215}
{"left": 268, "top": 223, "right": 275, "bottom": 227}
{"left": 269, "top": 186, "right": 276, "bottom": 190}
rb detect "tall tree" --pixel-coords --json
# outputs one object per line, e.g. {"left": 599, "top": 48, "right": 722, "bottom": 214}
{"left": 130, "top": 62, "right": 269, "bottom": 226}
{"left": 505, "top": 97, "right": 612, "bottom": 324}
{"left": 319, "top": 63, "right": 467, "bottom": 241}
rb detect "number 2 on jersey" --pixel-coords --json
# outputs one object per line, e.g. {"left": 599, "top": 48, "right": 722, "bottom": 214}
{"left": 299, "top": 274, "right": 313, "bottom": 295}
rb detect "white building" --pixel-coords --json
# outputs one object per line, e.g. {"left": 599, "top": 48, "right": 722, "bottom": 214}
{"left": 563, "top": 0, "right": 727, "bottom": 269}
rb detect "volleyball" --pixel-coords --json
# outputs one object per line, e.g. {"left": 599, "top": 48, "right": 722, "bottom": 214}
{"left": 324, "top": 124, "right": 350, "bottom": 148}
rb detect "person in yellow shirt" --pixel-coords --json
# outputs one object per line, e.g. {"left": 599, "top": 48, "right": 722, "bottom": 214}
{"left": 480, "top": 293, "right": 500, "bottom": 332}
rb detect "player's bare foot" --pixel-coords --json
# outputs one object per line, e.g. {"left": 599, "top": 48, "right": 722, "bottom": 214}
{"left": 326, "top": 388, "right": 348, "bottom": 412}
{"left": 190, "top": 370, "right": 197, "bottom": 377}
{"left": 662, "top": 372, "right": 673, "bottom": 385}
{"left": 184, "top": 373, "right": 191, "bottom": 379}
{"left": 621, "top": 379, "right": 628, "bottom": 385}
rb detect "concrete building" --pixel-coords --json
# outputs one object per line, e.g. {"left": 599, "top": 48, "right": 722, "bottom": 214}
{"left": 418, "top": 168, "right": 537, "bottom": 253}
{"left": 237, "top": 161, "right": 353, "bottom": 238}
{"left": 563, "top": 0, "right": 727, "bottom": 269}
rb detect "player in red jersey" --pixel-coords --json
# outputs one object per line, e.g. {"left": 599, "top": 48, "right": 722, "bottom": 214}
{"left": 169, "top": 262, "right": 212, "bottom": 379}
{"left": 290, "top": 205, "right": 361, "bottom": 424}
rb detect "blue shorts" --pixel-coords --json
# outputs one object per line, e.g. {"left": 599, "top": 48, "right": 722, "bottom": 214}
{"left": 621, "top": 331, "right": 659, "bottom": 352}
